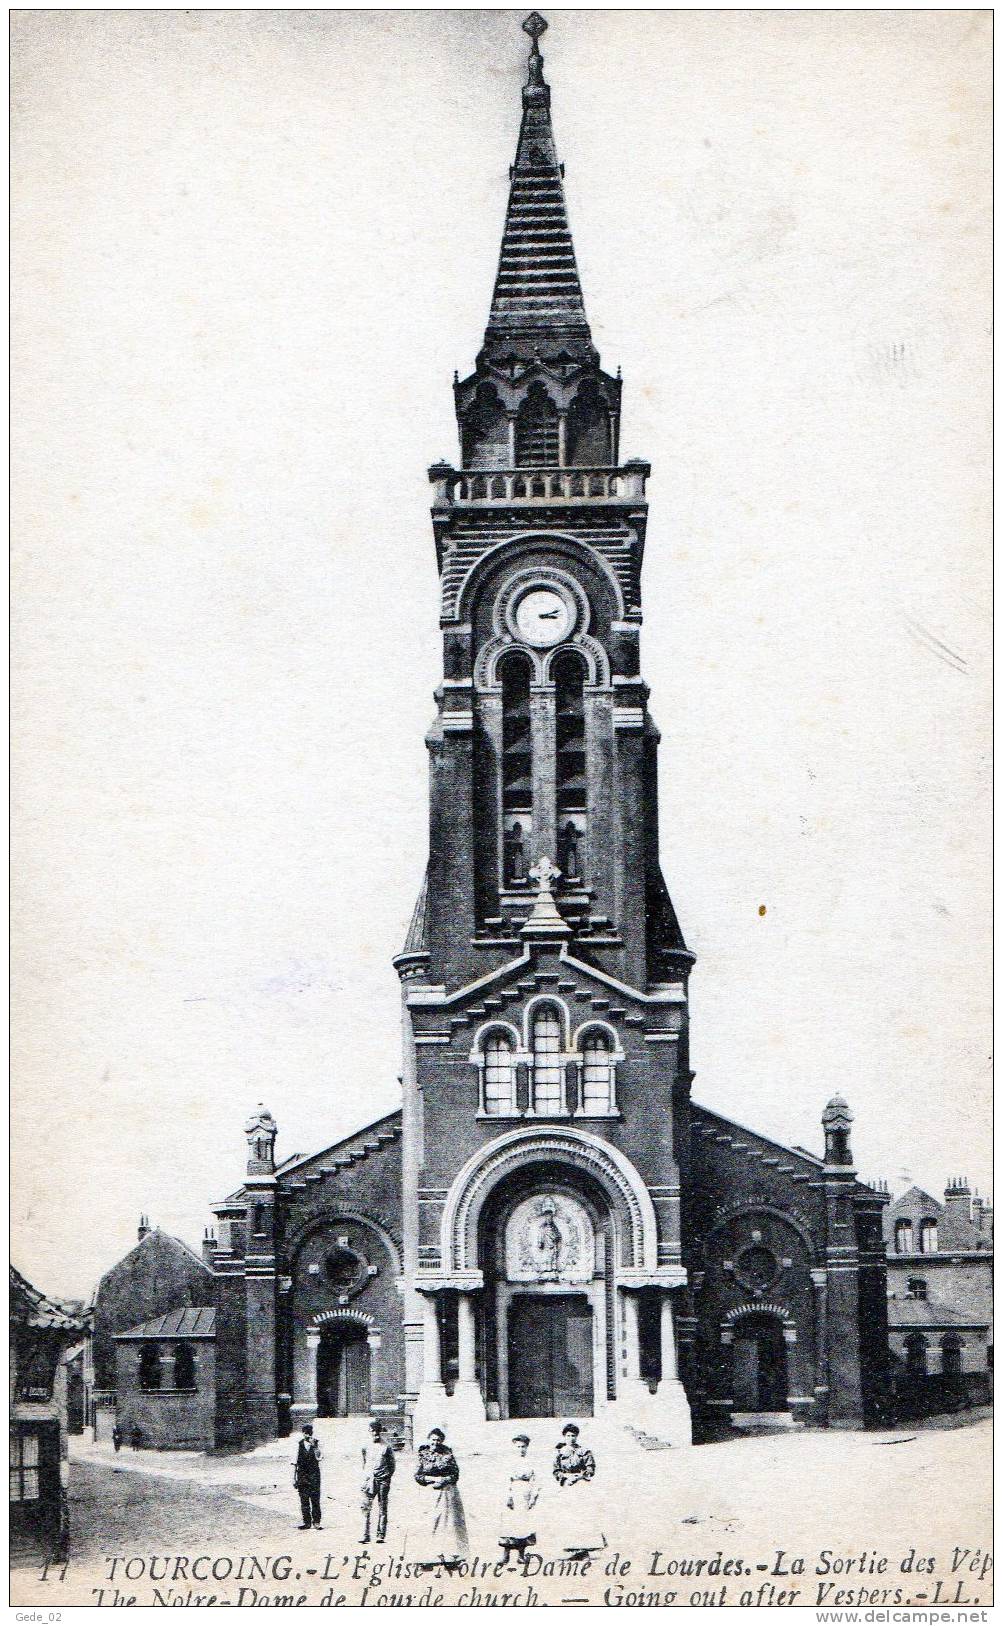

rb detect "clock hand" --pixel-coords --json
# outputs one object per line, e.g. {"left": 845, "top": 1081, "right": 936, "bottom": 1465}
{"left": 539, "top": 610, "right": 560, "bottom": 619}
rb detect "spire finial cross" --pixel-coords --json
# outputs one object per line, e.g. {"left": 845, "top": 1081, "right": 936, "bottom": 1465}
{"left": 523, "top": 12, "right": 548, "bottom": 43}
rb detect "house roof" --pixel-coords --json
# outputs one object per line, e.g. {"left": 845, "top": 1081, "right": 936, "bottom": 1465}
{"left": 115, "top": 1306, "right": 216, "bottom": 1341}
{"left": 887, "top": 1299, "right": 988, "bottom": 1331}
{"left": 10, "top": 1265, "right": 90, "bottom": 1333}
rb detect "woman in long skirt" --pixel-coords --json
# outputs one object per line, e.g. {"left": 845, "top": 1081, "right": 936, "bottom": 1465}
{"left": 414, "top": 1428, "right": 469, "bottom": 1563}
{"left": 550, "top": 1422, "right": 607, "bottom": 1558}
{"left": 499, "top": 1433, "right": 539, "bottom": 1567}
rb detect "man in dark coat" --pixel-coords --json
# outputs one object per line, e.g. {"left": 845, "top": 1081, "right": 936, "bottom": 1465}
{"left": 360, "top": 1420, "right": 396, "bottom": 1545}
{"left": 293, "top": 1423, "right": 323, "bottom": 1529}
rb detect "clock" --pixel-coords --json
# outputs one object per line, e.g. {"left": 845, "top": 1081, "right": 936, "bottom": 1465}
{"left": 513, "top": 586, "right": 574, "bottom": 648}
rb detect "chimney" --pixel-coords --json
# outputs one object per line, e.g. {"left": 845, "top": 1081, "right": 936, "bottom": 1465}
{"left": 943, "top": 1177, "right": 971, "bottom": 1225}
{"left": 137, "top": 1214, "right": 150, "bottom": 1241}
{"left": 201, "top": 1226, "right": 217, "bottom": 1268}
{"left": 971, "top": 1193, "right": 985, "bottom": 1230}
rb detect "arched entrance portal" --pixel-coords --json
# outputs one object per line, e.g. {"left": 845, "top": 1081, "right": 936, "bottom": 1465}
{"left": 317, "top": 1324, "right": 371, "bottom": 1417}
{"left": 732, "top": 1314, "right": 789, "bottom": 1412}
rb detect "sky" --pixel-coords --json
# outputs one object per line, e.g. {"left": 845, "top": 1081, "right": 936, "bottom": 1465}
{"left": 11, "top": 9, "right": 991, "bottom": 1299}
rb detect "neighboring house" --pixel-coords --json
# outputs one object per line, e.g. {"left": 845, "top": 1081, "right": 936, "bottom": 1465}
{"left": 10, "top": 1267, "right": 89, "bottom": 1560}
{"left": 84, "top": 1218, "right": 214, "bottom": 1439}
{"left": 114, "top": 1308, "right": 217, "bottom": 1450}
{"left": 882, "top": 1178, "right": 993, "bottom": 1408}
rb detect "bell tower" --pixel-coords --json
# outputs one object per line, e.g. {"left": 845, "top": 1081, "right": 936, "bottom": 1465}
{"left": 422, "top": 11, "right": 691, "bottom": 999}
{"left": 397, "top": 12, "right": 693, "bottom": 1447}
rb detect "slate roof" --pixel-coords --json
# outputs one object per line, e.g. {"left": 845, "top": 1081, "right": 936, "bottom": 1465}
{"left": 482, "top": 16, "right": 593, "bottom": 362}
{"left": 115, "top": 1306, "right": 216, "bottom": 1341}
{"left": 10, "top": 1265, "right": 90, "bottom": 1333}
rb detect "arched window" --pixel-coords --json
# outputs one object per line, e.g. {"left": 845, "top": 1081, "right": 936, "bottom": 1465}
{"left": 483, "top": 1032, "right": 517, "bottom": 1116}
{"left": 904, "top": 1333, "right": 928, "bottom": 1377}
{"left": 894, "top": 1219, "right": 913, "bottom": 1254}
{"left": 580, "top": 1030, "right": 615, "bottom": 1115}
{"left": 940, "top": 1334, "right": 963, "bottom": 1378}
{"left": 531, "top": 1006, "right": 565, "bottom": 1115}
{"left": 515, "top": 383, "right": 559, "bottom": 468}
{"left": 138, "top": 1344, "right": 162, "bottom": 1392}
{"left": 173, "top": 1343, "right": 196, "bottom": 1391}
{"left": 919, "top": 1218, "right": 938, "bottom": 1253}
{"left": 906, "top": 1277, "right": 927, "bottom": 1301}
{"left": 554, "top": 652, "right": 587, "bottom": 882}
{"left": 500, "top": 656, "right": 532, "bottom": 886}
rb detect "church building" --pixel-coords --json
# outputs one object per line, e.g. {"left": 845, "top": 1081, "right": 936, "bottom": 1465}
{"left": 206, "top": 13, "right": 889, "bottom": 1450}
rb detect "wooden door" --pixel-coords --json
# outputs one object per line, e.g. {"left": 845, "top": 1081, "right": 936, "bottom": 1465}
{"left": 732, "top": 1316, "right": 788, "bottom": 1412}
{"left": 508, "top": 1295, "right": 593, "bottom": 1417}
{"left": 339, "top": 1334, "right": 371, "bottom": 1416}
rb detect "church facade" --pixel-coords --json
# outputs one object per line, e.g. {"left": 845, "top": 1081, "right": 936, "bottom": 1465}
{"left": 207, "top": 14, "right": 889, "bottom": 1451}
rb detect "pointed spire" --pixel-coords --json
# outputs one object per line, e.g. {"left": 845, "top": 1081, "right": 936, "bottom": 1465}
{"left": 481, "top": 13, "right": 593, "bottom": 365}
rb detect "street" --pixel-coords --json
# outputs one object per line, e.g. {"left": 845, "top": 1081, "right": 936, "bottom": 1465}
{"left": 10, "top": 1415, "right": 993, "bottom": 1607}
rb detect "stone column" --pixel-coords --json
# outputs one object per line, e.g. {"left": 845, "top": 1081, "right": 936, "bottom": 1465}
{"left": 457, "top": 1293, "right": 476, "bottom": 1384}
{"left": 422, "top": 1294, "right": 442, "bottom": 1385}
{"left": 810, "top": 1269, "right": 830, "bottom": 1423}
{"left": 557, "top": 412, "right": 568, "bottom": 467}
{"left": 660, "top": 1292, "right": 678, "bottom": 1382}
{"left": 622, "top": 1289, "right": 642, "bottom": 1381}
{"left": 450, "top": 1291, "right": 487, "bottom": 1437}
{"left": 291, "top": 1328, "right": 320, "bottom": 1426}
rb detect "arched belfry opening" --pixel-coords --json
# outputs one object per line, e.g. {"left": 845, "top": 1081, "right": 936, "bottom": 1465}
{"left": 566, "top": 380, "right": 611, "bottom": 466}
{"left": 462, "top": 383, "right": 509, "bottom": 469}
{"left": 515, "top": 383, "right": 559, "bottom": 467}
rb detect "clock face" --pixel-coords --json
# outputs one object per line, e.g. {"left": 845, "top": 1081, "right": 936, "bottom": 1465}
{"left": 513, "top": 587, "right": 573, "bottom": 647}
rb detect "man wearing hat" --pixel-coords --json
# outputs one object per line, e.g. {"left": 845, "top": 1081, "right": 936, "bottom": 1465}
{"left": 360, "top": 1419, "right": 396, "bottom": 1545}
{"left": 293, "top": 1422, "right": 323, "bottom": 1529}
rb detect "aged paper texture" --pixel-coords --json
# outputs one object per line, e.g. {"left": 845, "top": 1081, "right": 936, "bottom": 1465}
{"left": 10, "top": 8, "right": 991, "bottom": 1610}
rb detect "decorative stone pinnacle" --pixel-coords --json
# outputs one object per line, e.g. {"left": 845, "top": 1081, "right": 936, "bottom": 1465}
{"left": 523, "top": 12, "right": 548, "bottom": 43}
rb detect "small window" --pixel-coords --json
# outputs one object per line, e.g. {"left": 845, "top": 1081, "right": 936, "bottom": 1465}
{"left": 531, "top": 1007, "right": 564, "bottom": 1114}
{"left": 580, "top": 1031, "right": 614, "bottom": 1114}
{"left": 906, "top": 1277, "right": 927, "bottom": 1301}
{"left": 138, "top": 1344, "right": 162, "bottom": 1392}
{"left": 173, "top": 1344, "right": 196, "bottom": 1391}
{"left": 9, "top": 1430, "right": 40, "bottom": 1504}
{"left": 894, "top": 1219, "right": 913, "bottom": 1254}
{"left": 253, "top": 1204, "right": 267, "bottom": 1234}
{"left": 904, "top": 1333, "right": 928, "bottom": 1377}
{"left": 941, "top": 1334, "right": 963, "bottom": 1377}
{"left": 483, "top": 1033, "right": 517, "bottom": 1116}
{"left": 919, "top": 1218, "right": 938, "bottom": 1254}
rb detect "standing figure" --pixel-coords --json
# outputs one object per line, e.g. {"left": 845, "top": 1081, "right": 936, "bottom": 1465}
{"left": 360, "top": 1419, "right": 396, "bottom": 1545}
{"left": 551, "top": 1422, "right": 606, "bottom": 1558}
{"left": 534, "top": 1200, "right": 563, "bottom": 1279}
{"left": 129, "top": 1424, "right": 142, "bottom": 1451}
{"left": 414, "top": 1427, "right": 469, "bottom": 1563}
{"left": 293, "top": 1422, "right": 323, "bottom": 1530}
{"left": 504, "top": 821, "right": 528, "bottom": 884}
{"left": 499, "top": 1433, "right": 539, "bottom": 1567}
{"left": 111, "top": 1424, "right": 123, "bottom": 1454}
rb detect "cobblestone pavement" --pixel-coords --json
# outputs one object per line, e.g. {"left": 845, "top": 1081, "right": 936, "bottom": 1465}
{"left": 10, "top": 1417, "right": 993, "bottom": 1607}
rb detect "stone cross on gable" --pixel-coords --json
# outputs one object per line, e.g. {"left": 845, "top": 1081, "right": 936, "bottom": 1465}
{"left": 529, "top": 854, "right": 561, "bottom": 892}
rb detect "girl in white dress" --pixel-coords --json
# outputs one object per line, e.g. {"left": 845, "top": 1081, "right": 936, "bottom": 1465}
{"left": 499, "top": 1434, "right": 539, "bottom": 1567}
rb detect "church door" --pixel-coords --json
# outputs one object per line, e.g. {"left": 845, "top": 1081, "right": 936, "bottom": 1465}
{"left": 732, "top": 1315, "right": 788, "bottom": 1412}
{"left": 316, "top": 1327, "right": 371, "bottom": 1417}
{"left": 508, "top": 1294, "right": 594, "bottom": 1417}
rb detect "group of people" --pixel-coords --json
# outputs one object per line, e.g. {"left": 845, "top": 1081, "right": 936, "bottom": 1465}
{"left": 291, "top": 1418, "right": 605, "bottom": 1565}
